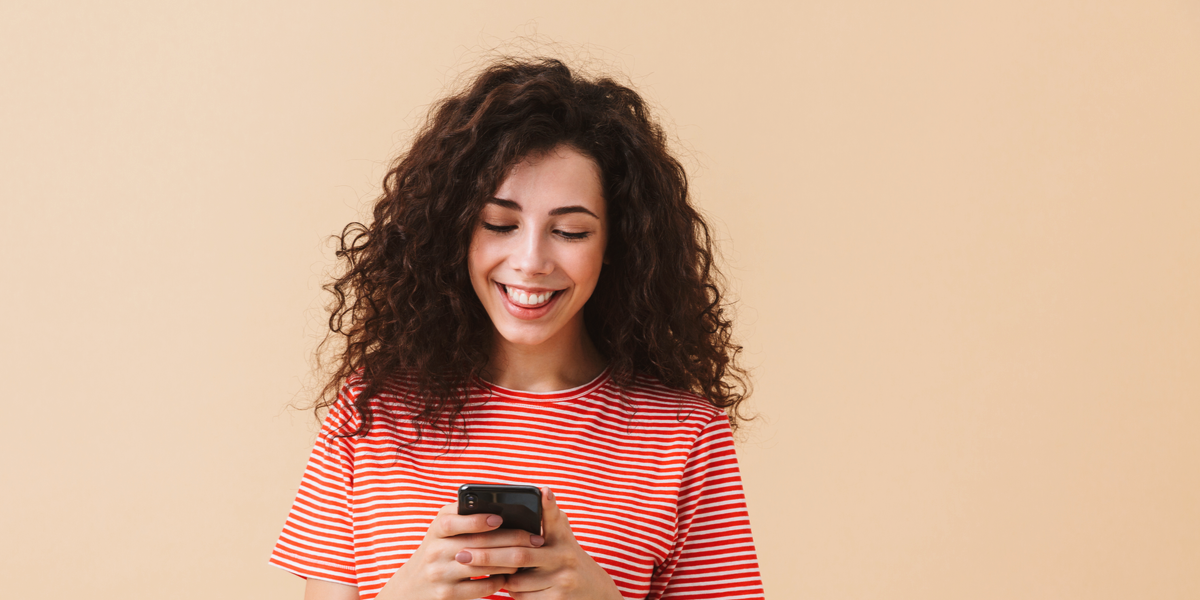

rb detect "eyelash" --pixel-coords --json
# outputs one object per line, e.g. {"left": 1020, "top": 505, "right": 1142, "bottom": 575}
{"left": 481, "top": 222, "right": 591, "bottom": 240}
{"left": 481, "top": 222, "right": 516, "bottom": 233}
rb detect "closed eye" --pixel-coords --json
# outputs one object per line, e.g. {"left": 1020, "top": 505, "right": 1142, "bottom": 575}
{"left": 482, "top": 222, "right": 517, "bottom": 233}
{"left": 556, "top": 230, "right": 591, "bottom": 240}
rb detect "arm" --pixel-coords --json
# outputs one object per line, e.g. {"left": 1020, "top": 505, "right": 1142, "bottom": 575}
{"left": 652, "top": 414, "right": 764, "bottom": 599}
{"left": 305, "top": 579, "right": 359, "bottom": 600}
{"left": 294, "top": 501, "right": 544, "bottom": 600}
{"left": 270, "top": 400, "right": 360, "bottom": 588}
{"left": 272, "top": 386, "right": 542, "bottom": 600}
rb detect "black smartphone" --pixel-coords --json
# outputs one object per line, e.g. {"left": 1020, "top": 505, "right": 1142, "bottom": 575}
{"left": 457, "top": 484, "right": 543, "bottom": 535}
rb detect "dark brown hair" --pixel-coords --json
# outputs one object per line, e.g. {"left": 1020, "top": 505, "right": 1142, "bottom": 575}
{"left": 318, "top": 57, "right": 749, "bottom": 440}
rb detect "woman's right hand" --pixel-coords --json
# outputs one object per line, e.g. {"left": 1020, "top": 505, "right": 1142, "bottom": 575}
{"left": 375, "top": 502, "right": 546, "bottom": 600}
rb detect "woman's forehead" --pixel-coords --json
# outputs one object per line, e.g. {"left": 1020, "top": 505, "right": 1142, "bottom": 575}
{"left": 493, "top": 146, "right": 604, "bottom": 211}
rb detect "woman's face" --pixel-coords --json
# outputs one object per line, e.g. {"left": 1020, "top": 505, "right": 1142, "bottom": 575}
{"left": 468, "top": 145, "right": 607, "bottom": 350}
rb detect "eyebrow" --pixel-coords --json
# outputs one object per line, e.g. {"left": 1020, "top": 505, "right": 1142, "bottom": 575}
{"left": 488, "top": 198, "right": 600, "bottom": 219}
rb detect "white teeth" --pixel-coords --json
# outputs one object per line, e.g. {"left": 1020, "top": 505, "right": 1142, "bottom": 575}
{"left": 505, "top": 286, "right": 554, "bottom": 307}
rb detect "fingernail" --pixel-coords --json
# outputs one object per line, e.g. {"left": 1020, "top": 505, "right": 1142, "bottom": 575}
{"left": 486, "top": 515, "right": 503, "bottom": 527}
{"left": 531, "top": 535, "right": 545, "bottom": 547}
{"left": 455, "top": 550, "right": 472, "bottom": 564}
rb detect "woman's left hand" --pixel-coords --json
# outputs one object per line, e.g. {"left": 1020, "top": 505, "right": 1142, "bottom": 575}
{"left": 455, "top": 487, "right": 624, "bottom": 600}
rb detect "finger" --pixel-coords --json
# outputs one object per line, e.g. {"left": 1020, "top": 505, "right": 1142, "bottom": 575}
{"left": 456, "top": 545, "right": 543, "bottom": 570}
{"left": 540, "top": 487, "right": 556, "bottom": 523}
{"left": 539, "top": 486, "right": 572, "bottom": 542}
{"left": 432, "top": 512, "right": 505, "bottom": 538}
{"left": 453, "top": 574, "right": 509, "bottom": 599}
{"left": 505, "top": 569, "right": 553, "bottom": 594}
{"left": 448, "top": 555, "right": 519, "bottom": 581}
{"left": 457, "top": 561, "right": 519, "bottom": 577}
{"left": 454, "top": 529, "right": 546, "bottom": 549}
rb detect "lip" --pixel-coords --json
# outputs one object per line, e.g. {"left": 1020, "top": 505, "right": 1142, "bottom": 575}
{"left": 495, "top": 282, "right": 564, "bottom": 320}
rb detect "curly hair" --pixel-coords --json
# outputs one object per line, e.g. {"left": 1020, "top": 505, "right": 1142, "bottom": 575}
{"left": 317, "top": 57, "right": 750, "bottom": 441}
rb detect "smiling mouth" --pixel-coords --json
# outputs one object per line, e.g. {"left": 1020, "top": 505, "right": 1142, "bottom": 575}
{"left": 499, "top": 284, "right": 563, "bottom": 308}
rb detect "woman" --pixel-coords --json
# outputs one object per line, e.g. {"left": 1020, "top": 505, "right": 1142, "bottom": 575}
{"left": 271, "top": 58, "right": 764, "bottom": 600}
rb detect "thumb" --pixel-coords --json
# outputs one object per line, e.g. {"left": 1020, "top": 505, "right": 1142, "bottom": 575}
{"left": 540, "top": 486, "right": 574, "bottom": 541}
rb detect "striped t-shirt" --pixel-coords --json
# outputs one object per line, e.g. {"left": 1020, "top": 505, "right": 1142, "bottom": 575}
{"left": 270, "top": 369, "right": 764, "bottom": 599}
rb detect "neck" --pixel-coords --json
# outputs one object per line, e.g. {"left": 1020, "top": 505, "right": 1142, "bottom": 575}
{"left": 483, "top": 319, "right": 607, "bottom": 392}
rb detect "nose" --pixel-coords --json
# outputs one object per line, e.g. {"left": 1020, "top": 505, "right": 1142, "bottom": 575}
{"left": 513, "top": 229, "right": 552, "bottom": 276}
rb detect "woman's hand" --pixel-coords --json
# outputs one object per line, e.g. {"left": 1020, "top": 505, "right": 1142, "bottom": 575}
{"left": 375, "top": 502, "right": 545, "bottom": 600}
{"left": 457, "top": 488, "right": 624, "bottom": 600}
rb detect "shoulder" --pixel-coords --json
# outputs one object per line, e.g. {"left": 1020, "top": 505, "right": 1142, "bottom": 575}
{"left": 323, "top": 371, "right": 424, "bottom": 436}
{"left": 610, "top": 373, "right": 727, "bottom": 427}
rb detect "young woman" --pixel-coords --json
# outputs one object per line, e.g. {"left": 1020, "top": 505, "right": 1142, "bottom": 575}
{"left": 270, "top": 58, "right": 764, "bottom": 600}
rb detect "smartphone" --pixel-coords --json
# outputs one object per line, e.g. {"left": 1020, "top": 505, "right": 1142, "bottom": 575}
{"left": 457, "top": 484, "right": 543, "bottom": 535}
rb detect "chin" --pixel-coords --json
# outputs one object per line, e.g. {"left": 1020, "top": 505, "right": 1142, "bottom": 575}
{"left": 494, "top": 326, "right": 557, "bottom": 348}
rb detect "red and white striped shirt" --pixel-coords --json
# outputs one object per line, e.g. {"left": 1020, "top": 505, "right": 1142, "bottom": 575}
{"left": 270, "top": 369, "right": 764, "bottom": 599}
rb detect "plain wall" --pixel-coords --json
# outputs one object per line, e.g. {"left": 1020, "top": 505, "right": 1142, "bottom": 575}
{"left": 1, "top": 1, "right": 1197, "bottom": 598}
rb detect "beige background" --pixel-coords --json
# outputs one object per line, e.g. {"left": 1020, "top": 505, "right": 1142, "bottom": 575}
{"left": 2, "top": 1, "right": 1198, "bottom": 598}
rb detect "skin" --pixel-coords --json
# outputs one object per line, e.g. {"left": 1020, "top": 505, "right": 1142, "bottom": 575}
{"left": 468, "top": 144, "right": 609, "bottom": 391}
{"left": 304, "top": 146, "right": 621, "bottom": 600}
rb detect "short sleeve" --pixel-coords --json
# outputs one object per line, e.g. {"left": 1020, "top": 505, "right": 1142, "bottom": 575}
{"left": 651, "top": 413, "right": 765, "bottom": 599}
{"left": 269, "top": 393, "right": 360, "bottom": 586}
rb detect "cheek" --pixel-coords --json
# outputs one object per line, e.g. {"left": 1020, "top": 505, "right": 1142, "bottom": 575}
{"left": 569, "top": 245, "right": 607, "bottom": 291}
{"left": 467, "top": 240, "right": 492, "bottom": 293}
{"left": 467, "top": 234, "right": 491, "bottom": 278}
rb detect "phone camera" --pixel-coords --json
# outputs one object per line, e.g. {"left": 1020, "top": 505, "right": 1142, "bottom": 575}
{"left": 464, "top": 493, "right": 478, "bottom": 506}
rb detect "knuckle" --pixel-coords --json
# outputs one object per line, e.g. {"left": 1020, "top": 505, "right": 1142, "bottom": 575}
{"left": 431, "top": 562, "right": 455, "bottom": 581}
{"left": 432, "top": 516, "right": 454, "bottom": 537}
{"left": 553, "top": 579, "right": 579, "bottom": 598}
{"left": 511, "top": 547, "right": 533, "bottom": 565}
